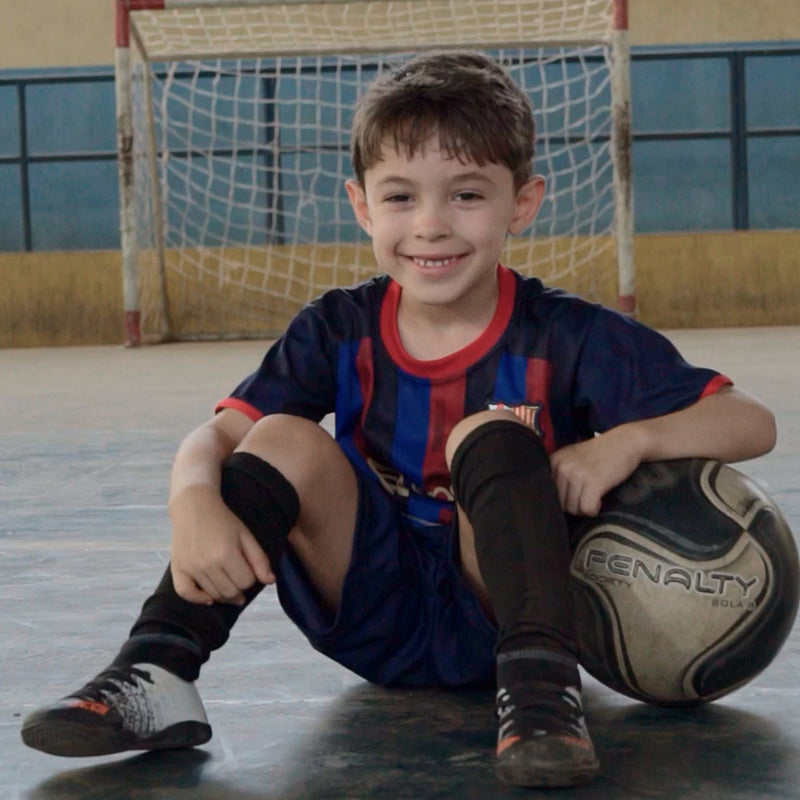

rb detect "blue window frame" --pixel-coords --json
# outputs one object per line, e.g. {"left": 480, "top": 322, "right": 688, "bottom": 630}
{"left": 1, "top": 46, "right": 798, "bottom": 253}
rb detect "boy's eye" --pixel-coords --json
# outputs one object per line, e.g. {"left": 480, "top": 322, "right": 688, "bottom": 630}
{"left": 384, "top": 193, "right": 411, "bottom": 204}
{"left": 454, "top": 191, "right": 483, "bottom": 202}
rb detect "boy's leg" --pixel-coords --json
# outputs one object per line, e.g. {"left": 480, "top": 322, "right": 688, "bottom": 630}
{"left": 22, "top": 415, "right": 358, "bottom": 757}
{"left": 127, "top": 415, "right": 358, "bottom": 672}
{"left": 447, "top": 412, "right": 599, "bottom": 788}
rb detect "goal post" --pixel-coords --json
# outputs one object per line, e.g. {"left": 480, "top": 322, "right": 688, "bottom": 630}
{"left": 115, "top": 0, "right": 634, "bottom": 346}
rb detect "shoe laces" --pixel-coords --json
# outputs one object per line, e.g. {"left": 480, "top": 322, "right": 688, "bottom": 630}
{"left": 72, "top": 665, "right": 154, "bottom": 701}
{"left": 497, "top": 681, "right": 587, "bottom": 740}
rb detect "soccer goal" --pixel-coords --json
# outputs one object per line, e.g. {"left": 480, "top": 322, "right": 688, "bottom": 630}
{"left": 115, "top": 0, "right": 633, "bottom": 345}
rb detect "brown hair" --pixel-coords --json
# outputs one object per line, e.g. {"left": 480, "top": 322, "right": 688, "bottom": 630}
{"left": 351, "top": 51, "right": 536, "bottom": 190}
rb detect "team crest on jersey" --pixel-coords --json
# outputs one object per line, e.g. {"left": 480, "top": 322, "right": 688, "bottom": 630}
{"left": 486, "top": 401, "right": 544, "bottom": 435}
{"left": 366, "top": 457, "right": 455, "bottom": 503}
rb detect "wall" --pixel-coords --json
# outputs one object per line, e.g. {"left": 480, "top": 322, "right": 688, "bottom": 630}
{"left": 1, "top": 1, "right": 799, "bottom": 346}
{"left": 630, "top": 0, "right": 800, "bottom": 46}
{"left": 0, "top": 251, "right": 122, "bottom": 347}
{"left": 4, "top": 229, "right": 799, "bottom": 348}
{"left": 0, "top": 0, "right": 114, "bottom": 69}
{"left": 3, "top": 0, "right": 800, "bottom": 69}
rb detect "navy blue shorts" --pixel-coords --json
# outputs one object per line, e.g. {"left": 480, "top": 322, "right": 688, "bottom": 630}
{"left": 274, "top": 471, "right": 497, "bottom": 688}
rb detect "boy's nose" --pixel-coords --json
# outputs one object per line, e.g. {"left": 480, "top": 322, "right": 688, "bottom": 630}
{"left": 413, "top": 203, "right": 450, "bottom": 240}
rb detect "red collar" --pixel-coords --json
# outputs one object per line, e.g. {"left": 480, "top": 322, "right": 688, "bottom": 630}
{"left": 380, "top": 264, "right": 516, "bottom": 379}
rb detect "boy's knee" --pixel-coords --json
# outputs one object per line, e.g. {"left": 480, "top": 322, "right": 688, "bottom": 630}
{"left": 445, "top": 409, "right": 534, "bottom": 467}
{"left": 237, "top": 413, "right": 355, "bottom": 508}
{"left": 449, "top": 415, "right": 550, "bottom": 517}
{"left": 243, "top": 413, "right": 327, "bottom": 451}
{"left": 240, "top": 414, "right": 334, "bottom": 474}
{"left": 220, "top": 451, "right": 301, "bottom": 568}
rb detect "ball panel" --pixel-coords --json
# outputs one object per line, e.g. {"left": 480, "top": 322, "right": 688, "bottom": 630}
{"left": 571, "top": 526, "right": 772, "bottom": 705}
{"left": 577, "top": 460, "right": 744, "bottom": 560}
{"left": 571, "top": 580, "right": 636, "bottom": 695}
{"left": 691, "top": 505, "right": 800, "bottom": 700}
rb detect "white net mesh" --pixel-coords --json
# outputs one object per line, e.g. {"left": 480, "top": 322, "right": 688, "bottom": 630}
{"left": 128, "top": 1, "right": 620, "bottom": 339}
{"left": 132, "top": 0, "right": 614, "bottom": 59}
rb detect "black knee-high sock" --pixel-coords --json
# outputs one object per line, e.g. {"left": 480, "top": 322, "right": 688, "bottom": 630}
{"left": 117, "top": 452, "right": 300, "bottom": 680}
{"left": 450, "top": 419, "right": 577, "bottom": 659}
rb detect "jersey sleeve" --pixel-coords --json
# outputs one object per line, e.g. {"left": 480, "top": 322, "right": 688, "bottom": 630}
{"left": 571, "top": 306, "right": 732, "bottom": 433}
{"left": 216, "top": 302, "right": 336, "bottom": 422}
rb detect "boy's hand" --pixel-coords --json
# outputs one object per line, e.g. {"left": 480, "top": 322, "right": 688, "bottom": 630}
{"left": 550, "top": 387, "right": 778, "bottom": 517}
{"left": 550, "top": 427, "right": 644, "bottom": 516}
{"left": 168, "top": 483, "right": 274, "bottom": 606}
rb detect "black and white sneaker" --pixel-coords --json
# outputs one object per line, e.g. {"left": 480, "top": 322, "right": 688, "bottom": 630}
{"left": 494, "top": 649, "right": 599, "bottom": 787}
{"left": 21, "top": 663, "right": 211, "bottom": 757}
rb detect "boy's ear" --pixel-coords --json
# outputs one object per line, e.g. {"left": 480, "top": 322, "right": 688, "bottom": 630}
{"left": 345, "top": 179, "right": 373, "bottom": 236}
{"left": 508, "top": 175, "right": 545, "bottom": 236}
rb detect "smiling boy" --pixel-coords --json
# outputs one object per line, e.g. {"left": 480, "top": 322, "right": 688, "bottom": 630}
{"left": 22, "top": 51, "right": 776, "bottom": 788}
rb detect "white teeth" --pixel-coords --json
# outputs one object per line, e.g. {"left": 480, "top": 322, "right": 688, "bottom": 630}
{"left": 413, "top": 256, "right": 457, "bottom": 267}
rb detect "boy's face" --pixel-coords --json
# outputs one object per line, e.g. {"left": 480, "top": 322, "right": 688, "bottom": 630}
{"left": 346, "top": 136, "right": 544, "bottom": 317}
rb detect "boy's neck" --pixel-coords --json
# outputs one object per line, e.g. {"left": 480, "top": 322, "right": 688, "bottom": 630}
{"left": 395, "top": 277, "right": 500, "bottom": 361}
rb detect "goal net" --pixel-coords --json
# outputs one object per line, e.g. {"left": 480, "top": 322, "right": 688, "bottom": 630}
{"left": 115, "top": 0, "right": 633, "bottom": 344}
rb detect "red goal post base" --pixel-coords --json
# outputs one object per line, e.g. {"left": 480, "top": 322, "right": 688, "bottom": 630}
{"left": 124, "top": 311, "right": 141, "bottom": 348}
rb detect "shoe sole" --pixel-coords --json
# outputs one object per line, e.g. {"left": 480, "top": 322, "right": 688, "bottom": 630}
{"left": 21, "top": 719, "right": 212, "bottom": 758}
{"left": 496, "top": 743, "right": 600, "bottom": 788}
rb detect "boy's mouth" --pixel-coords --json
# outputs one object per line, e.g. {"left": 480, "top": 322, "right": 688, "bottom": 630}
{"left": 409, "top": 255, "right": 461, "bottom": 268}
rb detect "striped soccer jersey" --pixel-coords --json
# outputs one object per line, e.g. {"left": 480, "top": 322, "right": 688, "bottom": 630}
{"left": 218, "top": 265, "right": 730, "bottom": 528}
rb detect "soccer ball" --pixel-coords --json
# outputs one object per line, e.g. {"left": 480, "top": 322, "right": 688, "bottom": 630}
{"left": 569, "top": 458, "right": 799, "bottom": 707}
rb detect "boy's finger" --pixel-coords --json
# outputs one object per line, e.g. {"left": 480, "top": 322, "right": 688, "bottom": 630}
{"left": 205, "top": 567, "right": 246, "bottom": 606}
{"left": 581, "top": 490, "right": 602, "bottom": 517}
{"left": 240, "top": 530, "right": 276, "bottom": 584}
{"left": 222, "top": 546, "right": 259, "bottom": 594}
{"left": 174, "top": 569, "right": 215, "bottom": 605}
{"left": 559, "top": 478, "right": 576, "bottom": 514}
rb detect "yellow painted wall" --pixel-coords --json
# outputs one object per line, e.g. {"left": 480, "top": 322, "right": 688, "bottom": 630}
{"left": 634, "top": 231, "right": 800, "bottom": 329}
{"left": 0, "top": 251, "right": 123, "bottom": 347}
{"left": 3, "top": 231, "right": 799, "bottom": 347}
{"left": 1, "top": 0, "right": 800, "bottom": 69}
{"left": 0, "top": 0, "right": 115, "bottom": 69}
{"left": 628, "top": 0, "right": 800, "bottom": 46}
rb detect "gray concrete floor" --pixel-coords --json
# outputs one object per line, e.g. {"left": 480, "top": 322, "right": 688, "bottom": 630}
{"left": 1, "top": 327, "right": 799, "bottom": 799}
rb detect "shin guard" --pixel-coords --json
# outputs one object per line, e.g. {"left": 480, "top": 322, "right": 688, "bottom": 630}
{"left": 450, "top": 419, "right": 576, "bottom": 656}
{"left": 126, "top": 451, "right": 300, "bottom": 677}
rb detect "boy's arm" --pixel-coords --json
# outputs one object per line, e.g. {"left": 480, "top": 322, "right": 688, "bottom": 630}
{"left": 168, "top": 408, "right": 273, "bottom": 606}
{"left": 550, "top": 386, "right": 777, "bottom": 517}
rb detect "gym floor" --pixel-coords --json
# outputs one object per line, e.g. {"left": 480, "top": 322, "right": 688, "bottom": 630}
{"left": 2, "top": 327, "right": 799, "bottom": 799}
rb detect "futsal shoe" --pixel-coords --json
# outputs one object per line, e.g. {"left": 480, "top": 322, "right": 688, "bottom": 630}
{"left": 20, "top": 663, "right": 211, "bottom": 757}
{"left": 494, "top": 652, "right": 599, "bottom": 787}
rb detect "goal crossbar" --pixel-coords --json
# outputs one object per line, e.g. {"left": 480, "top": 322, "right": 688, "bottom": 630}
{"left": 128, "top": 0, "right": 616, "bottom": 62}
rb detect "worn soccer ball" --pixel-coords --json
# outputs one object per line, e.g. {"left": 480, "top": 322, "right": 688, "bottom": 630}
{"left": 569, "top": 458, "right": 799, "bottom": 707}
